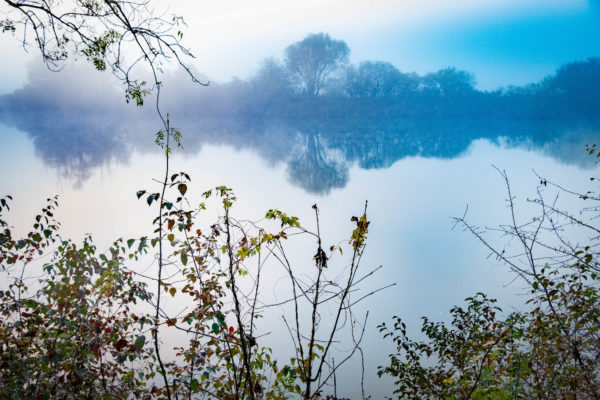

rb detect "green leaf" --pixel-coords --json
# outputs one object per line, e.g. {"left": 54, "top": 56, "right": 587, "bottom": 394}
{"left": 215, "top": 310, "right": 225, "bottom": 325}
{"left": 211, "top": 322, "right": 220, "bottom": 335}
{"left": 24, "top": 299, "right": 37, "bottom": 308}
{"left": 138, "top": 237, "right": 147, "bottom": 252}
{"left": 127, "top": 239, "right": 135, "bottom": 249}
{"left": 190, "top": 378, "right": 199, "bottom": 392}
{"left": 147, "top": 194, "right": 156, "bottom": 206}
{"left": 136, "top": 190, "right": 146, "bottom": 199}
{"left": 134, "top": 335, "right": 146, "bottom": 351}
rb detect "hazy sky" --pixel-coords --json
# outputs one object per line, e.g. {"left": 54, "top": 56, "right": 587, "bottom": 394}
{"left": 179, "top": 0, "right": 600, "bottom": 89}
{"left": 0, "top": 0, "right": 599, "bottom": 91}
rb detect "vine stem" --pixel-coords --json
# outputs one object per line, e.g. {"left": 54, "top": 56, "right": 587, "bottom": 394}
{"left": 154, "top": 114, "right": 172, "bottom": 400}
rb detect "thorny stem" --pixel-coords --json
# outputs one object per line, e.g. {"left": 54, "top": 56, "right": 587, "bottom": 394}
{"left": 249, "top": 231, "right": 262, "bottom": 337}
{"left": 275, "top": 241, "right": 307, "bottom": 375}
{"left": 502, "top": 168, "right": 598, "bottom": 396}
{"left": 457, "top": 168, "right": 600, "bottom": 398}
{"left": 225, "top": 205, "right": 256, "bottom": 400}
{"left": 187, "top": 332, "right": 197, "bottom": 400}
{"left": 466, "top": 327, "right": 510, "bottom": 398}
{"left": 313, "top": 201, "right": 368, "bottom": 386}
{"left": 314, "top": 311, "right": 369, "bottom": 395}
{"left": 304, "top": 204, "right": 325, "bottom": 399}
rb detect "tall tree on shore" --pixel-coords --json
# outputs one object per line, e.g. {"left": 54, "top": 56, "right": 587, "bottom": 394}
{"left": 285, "top": 33, "right": 349, "bottom": 97}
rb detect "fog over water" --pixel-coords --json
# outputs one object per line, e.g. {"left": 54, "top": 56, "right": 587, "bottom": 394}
{"left": 1, "top": 24, "right": 599, "bottom": 397}
{"left": 1, "top": 56, "right": 598, "bottom": 192}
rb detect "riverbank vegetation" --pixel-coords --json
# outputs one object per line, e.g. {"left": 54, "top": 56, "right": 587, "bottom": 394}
{"left": 1, "top": 1, "right": 599, "bottom": 398}
{"left": 378, "top": 168, "right": 600, "bottom": 399}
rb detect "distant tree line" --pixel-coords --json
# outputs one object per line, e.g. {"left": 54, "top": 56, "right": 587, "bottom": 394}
{"left": 0, "top": 32, "right": 597, "bottom": 193}
{"left": 183, "top": 33, "right": 600, "bottom": 124}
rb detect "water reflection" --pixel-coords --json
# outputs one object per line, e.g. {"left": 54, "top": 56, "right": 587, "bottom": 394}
{"left": 0, "top": 64, "right": 598, "bottom": 193}
{"left": 26, "top": 118, "right": 131, "bottom": 186}
{"left": 1, "top": 64, "right": 598, "bottom": 399}
{"left": 0, "top": 64, "right": 140, "bottom": 187}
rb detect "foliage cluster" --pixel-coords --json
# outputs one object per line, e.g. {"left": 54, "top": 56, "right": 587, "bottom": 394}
{"left": 0, "top": 170, "right": 377, "bottom": 399}
{"left": 0, "top": 196, "right": 155, "bottom": 399}
{"left": 377, "top": 170, "right": 600, "bottom": 399}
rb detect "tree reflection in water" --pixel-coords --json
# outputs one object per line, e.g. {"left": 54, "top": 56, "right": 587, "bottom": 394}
{"left": 0, "top": 62, "right": 598, "bottom": 193}
{"left": 287, "top": 133, "right": 348, "bottom": 194}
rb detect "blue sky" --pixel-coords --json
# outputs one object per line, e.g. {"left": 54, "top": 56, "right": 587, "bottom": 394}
{"left": 169, "top": 0, "right": 600, "bottom": 89}
{"left": 403, "top": 2, "right": 600, "bottom": 88}
{"left": 0, "top": 0, "right": 599, "bottom": 91}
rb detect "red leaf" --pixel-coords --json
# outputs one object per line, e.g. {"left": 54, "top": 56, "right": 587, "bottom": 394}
{"left": 93, "top": 343, "right": 101, "bottom": 359}
{"left": 114, "top": 338, "right": 128, "bottom": 351}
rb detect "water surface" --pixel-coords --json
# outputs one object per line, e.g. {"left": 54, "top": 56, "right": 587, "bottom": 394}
{"left": 0, "top": 68, "right": 598, "bottom": 397}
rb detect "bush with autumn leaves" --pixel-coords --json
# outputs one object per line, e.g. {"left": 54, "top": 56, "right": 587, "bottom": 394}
{"left": 0, "top": 170, "right": 374, "bottom": 400}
